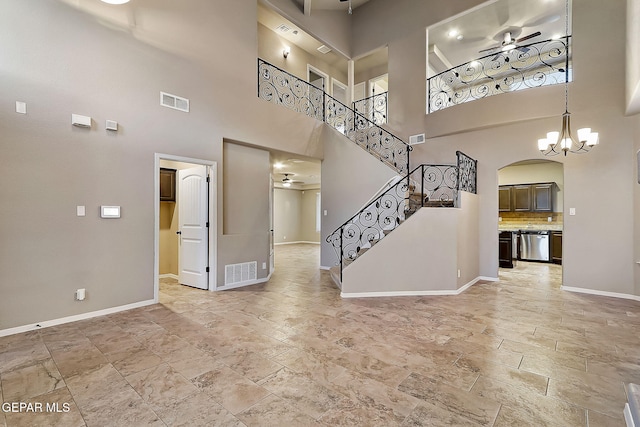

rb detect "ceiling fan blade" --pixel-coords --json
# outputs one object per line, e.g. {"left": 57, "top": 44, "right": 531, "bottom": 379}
{"left": 479, "top": 45, "right": 500, "bottom": 54}
{"left": 516, "top": 31, "right": 541, "bottom": 43}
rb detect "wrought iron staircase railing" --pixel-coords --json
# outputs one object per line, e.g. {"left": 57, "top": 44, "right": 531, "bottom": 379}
{"left": 427, "top": 36, "right": 571, "bottom": 113}
{"left": 326, "top": 151, "right": 477, "bottom": 281}
{"left": 258, "top": 59, "right": 409, "bottom": 175}
{"left": 353, "top": 91, "right": 388, "bottom": 126}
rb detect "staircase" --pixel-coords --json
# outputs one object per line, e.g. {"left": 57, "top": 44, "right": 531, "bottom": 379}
{"left": 326, "top": 156, "right": 477, "bottom": 286}
{"left": 257, "top": 58, "right": 478, "bottom": 289}
{"left": 258, "top": 59, "right": 410, "bottom": 175}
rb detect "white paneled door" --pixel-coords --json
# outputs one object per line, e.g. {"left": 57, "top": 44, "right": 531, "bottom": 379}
{"left": 178, "top": 165, "right": 209, "bottom": 290}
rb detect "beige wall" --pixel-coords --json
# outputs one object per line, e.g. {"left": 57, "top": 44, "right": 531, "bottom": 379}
{"left": 262, "top": 0, "right": 352, "bottom": 58}
{"left": 258, "top": 24, "right": 347, "bottom": 90}
{"left": 273, "top": 188, "right": 320, "bottom": 244}
{"left": 348, "top": 0, "right": 640, "bottom": 295}
{"left": 342, "top": 192, "right": 479, "bottom": 294}
{"left": 222, "top": 142, "right": 271, "bottom": 283}
{"left": 0, "top": 0, "right": 327, "bottom": 330}
{"left": 300, "top": 189, "right": 321, "bottom": 242}
{"left": 2, "top": 0, "right": 639, "bottom": 332}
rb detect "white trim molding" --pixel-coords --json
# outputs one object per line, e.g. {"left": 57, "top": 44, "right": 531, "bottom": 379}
{"left": 561, "top": 286, "right": 640, "bottom": 302}
{"left": 274, "top": 241, "right": 320, "bottom": 246}
{"left": 340, "top": 276, "right": 487, "bottom": 298}
{"left": 0, "top": 299, "right": 156, "bottom": 338}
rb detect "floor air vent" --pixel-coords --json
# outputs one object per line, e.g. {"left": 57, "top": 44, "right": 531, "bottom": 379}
{"left": 225, "top": 261, "right": 257, "bottom": 286}
{"left": 160, "top": 92, "right": 190, "bottom": 113}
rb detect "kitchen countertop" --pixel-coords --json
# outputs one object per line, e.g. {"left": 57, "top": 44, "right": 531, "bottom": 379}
{"left": 499, "top": 225, "right": 563, "bottom": 232}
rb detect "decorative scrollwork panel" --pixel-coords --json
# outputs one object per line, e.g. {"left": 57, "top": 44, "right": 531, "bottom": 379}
{"left": 258, "top": 59, "right": 324, "bottom": 121}
{"left": 428, "top": 37, "right": 570, "bottom": 113}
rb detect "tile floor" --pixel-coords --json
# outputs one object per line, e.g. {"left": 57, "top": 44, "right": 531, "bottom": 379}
{"left": 1, "top": 244, "right": 639, "bottom": 426}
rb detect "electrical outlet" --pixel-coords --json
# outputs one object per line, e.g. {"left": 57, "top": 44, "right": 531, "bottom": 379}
{"left": 457, "top": 269, "right": 461, "bottom": 278}
{"left": 262, "top": 262, "right": 267, "bottom": 270}
{"left": 548, "top": 216, "right": 552, "bottom": 222}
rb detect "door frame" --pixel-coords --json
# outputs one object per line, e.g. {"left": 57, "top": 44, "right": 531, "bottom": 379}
{"left": 154, "top": 153, "right": 217, "bottom": 301}
{"left": 307, "top": 64, "right": 330, "bottom": 93}
{"left": 331, "top": 78, "right": 348, "bottom": 104}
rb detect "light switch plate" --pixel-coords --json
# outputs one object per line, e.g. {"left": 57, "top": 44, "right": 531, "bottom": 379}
{"left": 569, "top": 208, "right": 576, "bottom": 216}
{"left": 101, "top": 206, "right": 121, "bottom": 218}
{"left": 77, "top": 206, "right": 86, "bottom": 217}
{"left": 16, "top": 101, "right": 26, "bottom": 114}
{"left": 106, "top": 120, "right": 118, "bottom": 131}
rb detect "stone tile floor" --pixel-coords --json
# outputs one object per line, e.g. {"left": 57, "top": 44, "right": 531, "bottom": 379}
{"left": 1, "top": 244, "right": 639, "bottom": 426}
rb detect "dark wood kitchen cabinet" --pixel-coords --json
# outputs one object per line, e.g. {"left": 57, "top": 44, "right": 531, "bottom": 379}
{"left": 532, "top": 183, "right": 554, "bottom": 212}
{"left": 499, "top": 183, "right": 555, "bottom": 212}
{"left": 499, "top": 231, "right": 514, "bottom": 268}
{"left": 512, "top": 185, "right": 532, "bottom": 211}
{"left": 160, "top": 168, "right": 176, "bottom": 202}
{"left": 551, "top": 231, "right": 562, "bottom": 264}
{"left": 498, "top": 186, "right": 512, "bottom": 212}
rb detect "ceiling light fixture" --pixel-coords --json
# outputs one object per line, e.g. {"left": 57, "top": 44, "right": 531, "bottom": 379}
{"left": 537, "top": 0, "right": 599, "bottom": 156}
{"left": 100, "top": 0, "right": 130, "bottom": 4}
{"left": 348, "top": 0, "right": 352, "bottom": 15}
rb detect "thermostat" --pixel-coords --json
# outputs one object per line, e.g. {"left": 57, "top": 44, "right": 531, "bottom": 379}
{"left": 100, "top": 206, "right": 121, "bottom": 218}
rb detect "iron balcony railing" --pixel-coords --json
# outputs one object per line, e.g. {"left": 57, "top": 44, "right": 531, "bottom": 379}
{"left": 258, "top": 59, "right": 409, "bottom": 175}
{"left": 427, "top": 37, "right": 571, "bottom": 113}
{"left": 353, "top": 91, "right": 388, "bottom": 126}
{"left": 326, "top": 151, "right": 477, "bottom": 281}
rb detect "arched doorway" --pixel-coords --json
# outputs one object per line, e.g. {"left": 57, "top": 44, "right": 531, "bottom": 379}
{"left": 498, "top": 159, "right": 564, "bottom": 287}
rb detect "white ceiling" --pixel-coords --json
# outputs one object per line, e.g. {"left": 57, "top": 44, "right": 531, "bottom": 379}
{"left": 429, "top": 0, "right": 569, "bottom": 72}
{"left": 269, "top": 149, "right": 321, "bottom": 189}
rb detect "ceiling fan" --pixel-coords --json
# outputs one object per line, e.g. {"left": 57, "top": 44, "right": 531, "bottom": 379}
{"left": 281, "top": 173, "right": 303, "bottom": 187}
{"left": 479, "top": 30, "right": 541, "bottom": 54}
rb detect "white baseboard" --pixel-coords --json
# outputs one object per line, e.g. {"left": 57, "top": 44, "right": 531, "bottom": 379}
{"left": 159, "top": 273, "right": 178, "bottom": 280}
{"left": 478, "top": 276, "right": 499, "bottom": 282}
{"left": 561, "top": 285, "right": 640, "bottom": 302}
{"left": 319, "top": 265, "right": 332, "bottom": 271}
{"left": 0, "top": 299, "right": 156, "bottom": 338}
{"left": 341, "top": 276, "right": 484, "bottom": 298}
{"left": 624, "top": 403, "right": 635, "bottom": 427}
{"left": 274, "top": 241, "right": 320, "bottom": 246}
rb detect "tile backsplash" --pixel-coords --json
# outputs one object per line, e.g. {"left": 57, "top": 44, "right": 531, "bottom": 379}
{"left": 498, "top": 212, "right": 563, "bottom": 230}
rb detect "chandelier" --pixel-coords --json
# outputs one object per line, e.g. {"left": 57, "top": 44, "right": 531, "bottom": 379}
{"left": 537, "top": 0, "right": 599, "bottom": 156}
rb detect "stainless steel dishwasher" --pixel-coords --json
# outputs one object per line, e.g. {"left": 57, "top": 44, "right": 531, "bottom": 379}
{"left": 520, "top": 230, "right": 550, "bottom": 262}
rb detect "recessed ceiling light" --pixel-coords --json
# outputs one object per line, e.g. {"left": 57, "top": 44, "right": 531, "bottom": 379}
{"left": 456, "top": 34, "right": 464, "bottom": 40}
{"left": 448, "top": 30, "right": 459, "bottom": 38}
{"left": 274, "top": 162, "right": 284, "bottom": 169}
{"left": 100, "top": 0, "right": 130, "bottom": 4}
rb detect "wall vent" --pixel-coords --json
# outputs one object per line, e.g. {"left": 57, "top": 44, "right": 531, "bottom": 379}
{"left": 225, "top": 261, "right": 257, "bottom": 286}
{"left": 160, "top": 92, "right": 190, "bottom": 113}
{"left": 409, "top": 133, "right": 425, "bottom": 145}
{"left": 275, "top": 24, "right": 291, "bottom": 33}
{"left": 317, "top": 45, "right": 332, "bottom": 54}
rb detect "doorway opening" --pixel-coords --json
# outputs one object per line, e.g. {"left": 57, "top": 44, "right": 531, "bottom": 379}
{"left": 308, "top": 65, "right": 329, "bottom": 92}
{"left": 498, "top": 159, "right": 564, "bottom": 286}
{"left": 270, "top": 150, "right": 322, "bottom": 274}
{"left": 154, "top": 154, "right": 217, "bottom": 301}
